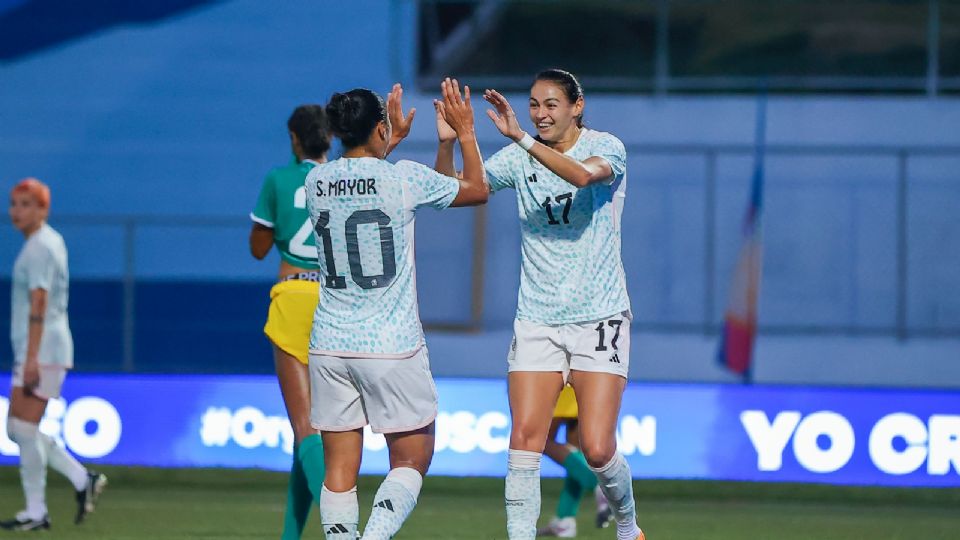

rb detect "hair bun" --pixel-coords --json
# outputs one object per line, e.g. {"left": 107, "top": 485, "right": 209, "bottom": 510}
{"left": 326, "top": 93, "right": 359, "bottom": 135}
{"left": 324, "top": 88, "right": 386, "bottom": 149}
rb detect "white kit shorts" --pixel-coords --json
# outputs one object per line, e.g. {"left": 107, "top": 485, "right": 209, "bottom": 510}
{"left": 508, "top": 311, "right": 632, "bottom": 379}
{"left": 309, "top": 347, "right": 438, "bottom": 434}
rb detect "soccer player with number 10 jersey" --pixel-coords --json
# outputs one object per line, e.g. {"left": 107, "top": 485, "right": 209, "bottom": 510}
{"left": 304, "top": 79, "right": 488, "bottom": 540}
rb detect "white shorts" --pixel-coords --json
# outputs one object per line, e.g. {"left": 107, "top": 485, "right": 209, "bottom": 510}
{"left": 309, "top": 347, "right": 438, "bottom": 434}
{"left": 508, "top": 311, "right": 632, "bottom": 379}
{"left": 11, "top": 363, "right": 67, "bottom": 400}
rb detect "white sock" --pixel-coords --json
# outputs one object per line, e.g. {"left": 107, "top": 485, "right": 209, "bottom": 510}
{"left": 505, "top": 449, "right": 541, "bottom": 540}
{"left": 39, "top": 432, "right": 88, "bottom": 491}
{"left": 361, "top": 467, "right": 422, "bottom": 540}
{"left": 591, "top": 453, "right": 642, "bottom": 540}
{"left": 7, "top": 418, "right": 48, "bottom": 519}
{"left": 320, "top": 484, "right": 359, "bottom": 540}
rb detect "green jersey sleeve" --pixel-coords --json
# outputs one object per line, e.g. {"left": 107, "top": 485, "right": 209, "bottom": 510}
{"left": 251, "top": 172, "right": 277, "bottom": 227}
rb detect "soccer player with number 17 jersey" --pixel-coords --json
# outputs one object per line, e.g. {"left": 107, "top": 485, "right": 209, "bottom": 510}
{"left": 446, "top": 69, "right": 645, "bottom": 540}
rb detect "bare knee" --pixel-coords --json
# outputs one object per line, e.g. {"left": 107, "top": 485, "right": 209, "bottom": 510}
{"left": 389, "top": 455, "right": 431, "bottom": 476}
{"left": 386, "top": 429, "right": 435, "bottom": 476}
{"left": 580, "top": 440, "right": 617, "bottom": 469}
{"left": 324, "top": 468, "right": 358, "bottom": 492}
{"left": 510, "top": 421, "right": 548, "bottom": 452}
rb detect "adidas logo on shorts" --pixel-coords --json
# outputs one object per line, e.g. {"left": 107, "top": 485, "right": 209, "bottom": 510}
{"left": 609, "top": 353, "right": 621, "bottom": 364}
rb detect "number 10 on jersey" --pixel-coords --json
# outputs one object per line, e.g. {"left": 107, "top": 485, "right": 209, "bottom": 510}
{"left": 313, "top": 209, "right": 397, "bottom": 290}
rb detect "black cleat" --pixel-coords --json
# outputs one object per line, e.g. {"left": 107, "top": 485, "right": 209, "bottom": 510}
{"left": 0, "top": 512, "right": 51, "bottom": 531}
{"left": 75, "top": 471, "right": 108, "bottom": 524}
{"left": 595, "top": 486, "right": 613, "bottom": 529}
{"left": 595, "top": 505, "right": 613, "bottom": 529}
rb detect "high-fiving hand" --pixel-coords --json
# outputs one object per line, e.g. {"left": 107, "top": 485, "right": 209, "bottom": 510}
{"left": 483, "top": 89, "right": 524, "bottom": 142}
{"left": 440, "top": 78, "right": 475, "bottom": 138}
{"left": 386, "top": 83, "right": 416, "bottom": 142}
{"left": 433, "top": 100, "right": 457, "bottom": 143}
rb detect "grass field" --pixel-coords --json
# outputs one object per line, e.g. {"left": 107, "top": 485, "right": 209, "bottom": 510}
{"left": 1, "top": 466, "right": 958, "bottom": 539}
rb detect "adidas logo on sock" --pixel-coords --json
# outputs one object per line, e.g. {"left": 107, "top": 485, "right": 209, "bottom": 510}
{"left": 374, "top": 499, "right": 394, "bottom": 512}
{"left": 326, "top": 523, "right": 349, "bottom": 534}
{"left": 505, "top": 498, "right": 525, "bottom": 507}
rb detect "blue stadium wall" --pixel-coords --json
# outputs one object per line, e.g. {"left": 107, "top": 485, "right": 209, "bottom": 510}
{"left": 1, "top": 0, "right": 959, "bottom": 384}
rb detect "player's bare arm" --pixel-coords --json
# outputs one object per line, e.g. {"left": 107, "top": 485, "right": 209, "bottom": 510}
{"left": 24, "top": 287, "right": 47, "bottom": 388}
{"left": 484, "top": 88, "right": 613, "bottom": 188}
{"left": 441, "top": 78, "right": 488, "bottom": 207}
{"left": 248, "top": 222, "right": 274, "bottom": 259}
{"left": 433, "top": 99, "right": 458, "bottom": 178}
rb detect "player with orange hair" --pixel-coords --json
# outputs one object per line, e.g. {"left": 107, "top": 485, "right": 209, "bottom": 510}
{"left": 2, "top": 178, "right": 106, "bottom": 532}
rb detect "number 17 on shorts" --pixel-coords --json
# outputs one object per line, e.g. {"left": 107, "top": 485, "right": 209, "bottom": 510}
{"left": 508, "top": 311, "right": 631, "bottom": 378}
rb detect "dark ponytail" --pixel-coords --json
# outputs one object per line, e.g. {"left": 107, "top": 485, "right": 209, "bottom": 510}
{"left": 288, "top": 105, "right": 331, "bottom": 159}
{"left": 325, "top": 89, "right": 387, "bottom": 149}
{"left": 534, "top": 68, "right": 584, "bottom": 128}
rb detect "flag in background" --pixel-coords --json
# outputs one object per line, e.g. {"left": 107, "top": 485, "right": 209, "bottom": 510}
{"left": 717, "top": 93, "right": 766, "bottom": 380}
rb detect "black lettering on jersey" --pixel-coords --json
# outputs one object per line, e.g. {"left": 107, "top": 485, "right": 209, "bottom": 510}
{"left": 326, "top": 178, "right": 378, "bottom": 197}
{"left": 315, "top": 179, "right": 326, "bottom": 197}
{"left": 542, "top": 192, "right": 573, "bottom": 225}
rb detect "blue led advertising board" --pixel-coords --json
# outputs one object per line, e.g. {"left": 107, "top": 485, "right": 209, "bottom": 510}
{"left": 1, "top": 375, "right": 957, "bottom": 487}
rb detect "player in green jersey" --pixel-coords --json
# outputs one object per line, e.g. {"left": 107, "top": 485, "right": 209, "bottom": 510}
{"left": 250, "top": 105, "right": 332, "bottom": 539}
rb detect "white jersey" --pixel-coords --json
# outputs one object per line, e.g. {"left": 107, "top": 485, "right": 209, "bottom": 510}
{"left": 10, "top": 223, "right": 73, "bottom": 367}
{"left": 305, "top": 157, "right": 460, "bottom": 358}
{"left": 485, "top": 128, "right": 630, "bottom": 324}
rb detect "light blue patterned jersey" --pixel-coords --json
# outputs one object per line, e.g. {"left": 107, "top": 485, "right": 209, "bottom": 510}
{"left": 485, "top": 128, "right": 630, "bottom": 324}
{"left": 10, "top": 224, "right": 73, "bottom": 367}
{"left": 305, "top": 157, "right": 460, "bottom": 358}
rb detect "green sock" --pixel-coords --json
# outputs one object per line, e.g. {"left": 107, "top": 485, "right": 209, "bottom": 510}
{"left": 556, "top": 474, "right": 583, "bottom": 518}
{"left": 563, "top": 450, "right": 598, "bottom": 492}
{"left": 297, "top": 434, "right": 326, "bottom": 503}
{"left": 281, "top": 449, "right": 312, "bottom": 539}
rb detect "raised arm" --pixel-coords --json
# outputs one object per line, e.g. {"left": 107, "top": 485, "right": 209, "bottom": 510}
{"left": 385, "top": 83, "right": 416, "bottom": 157}
{"left": 433, "top": 99, "right": 458, "bottom": 177}
{"left": 484, "top": 89, "right": 613, "bottom": 188}
{"left": 441, "top": 78, "right": 488, "bottom": 207}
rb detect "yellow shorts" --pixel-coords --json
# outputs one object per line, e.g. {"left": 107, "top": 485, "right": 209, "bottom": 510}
{"left": 263, "top": 280, "right": 319, "bottom": 365}
{"left": 554, "top": 385, "right": 578, "bottom": 418}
